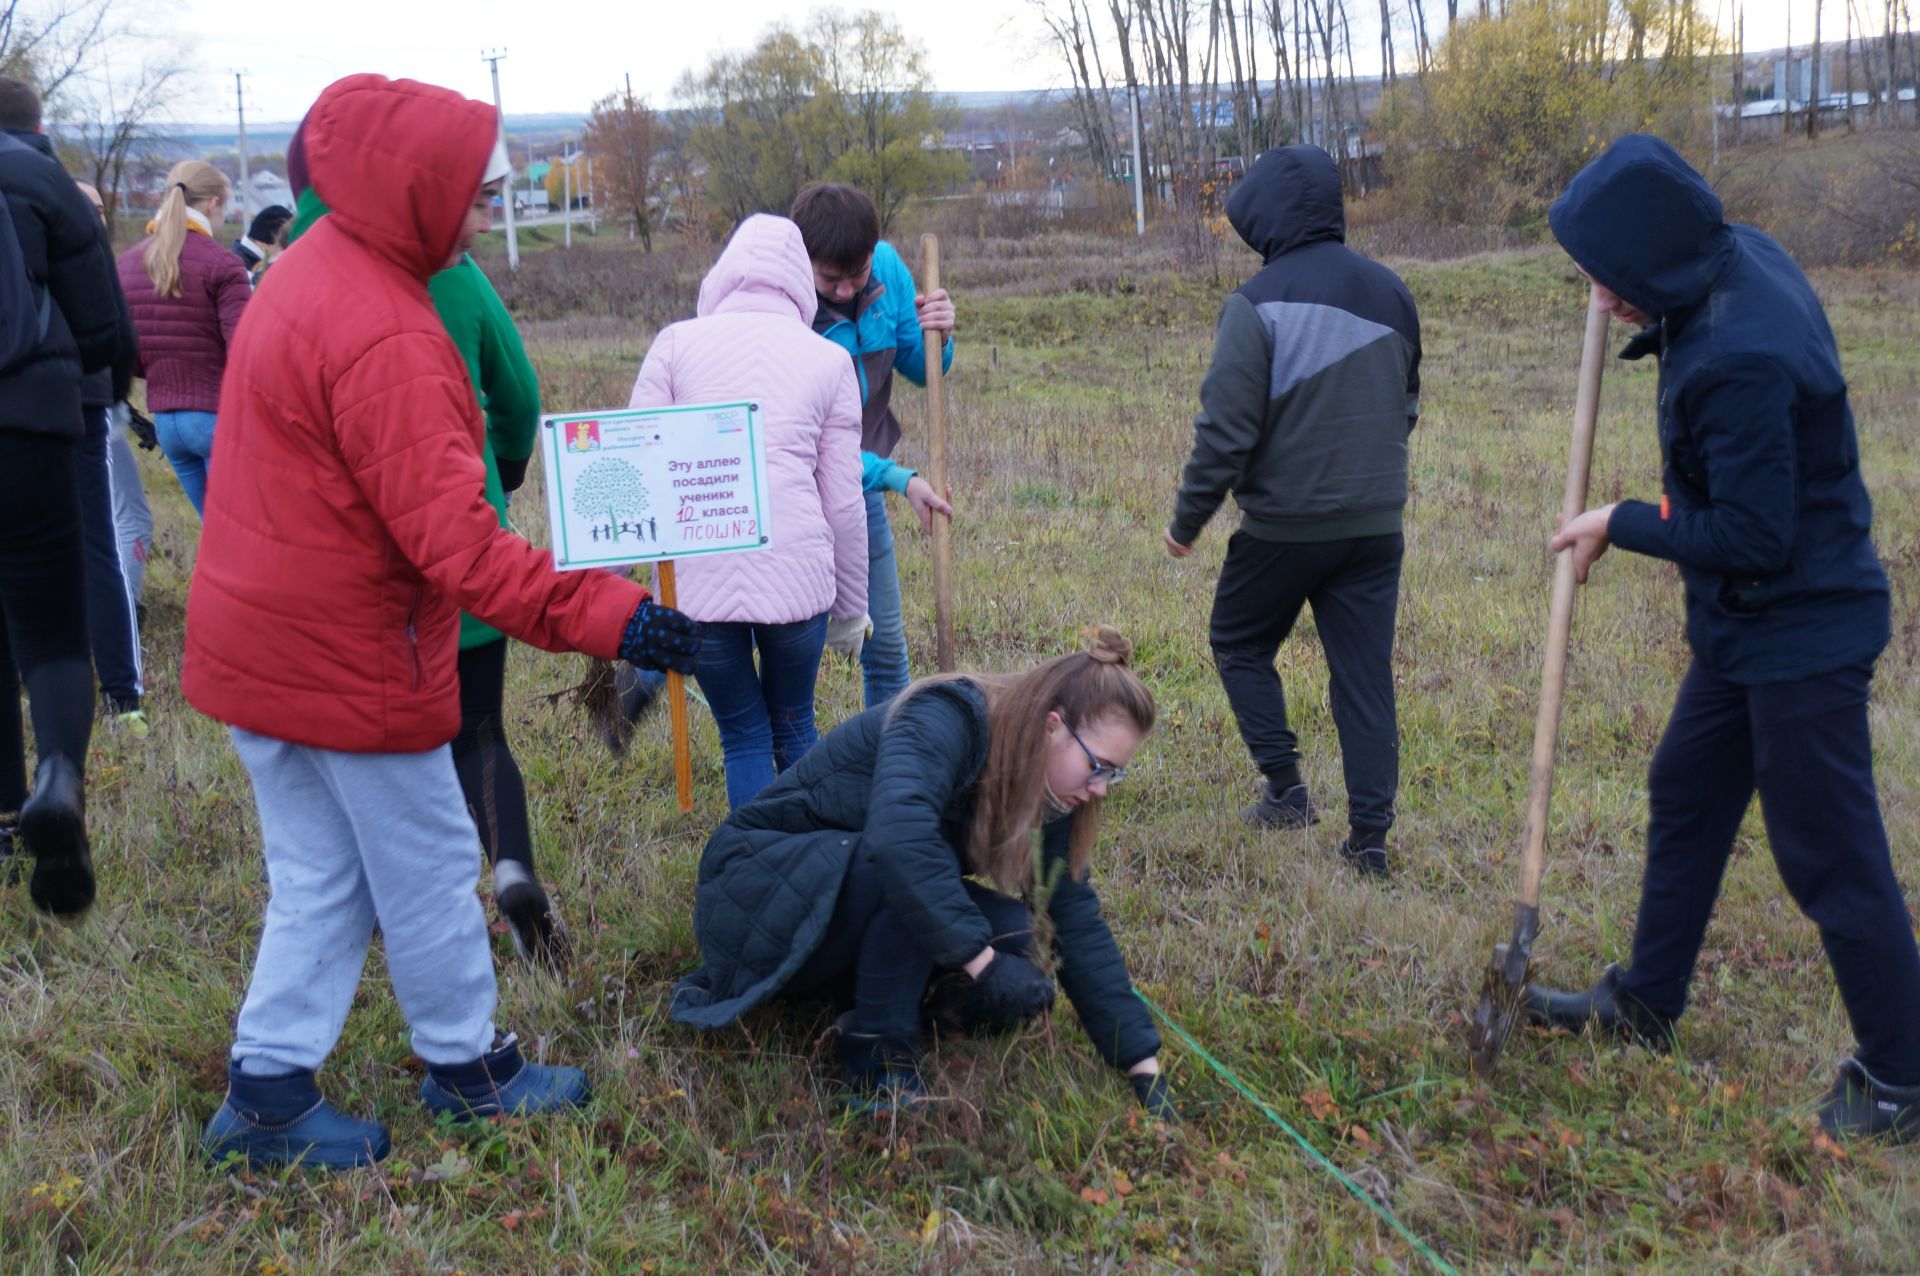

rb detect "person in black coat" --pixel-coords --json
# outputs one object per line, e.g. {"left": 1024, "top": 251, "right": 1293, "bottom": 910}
{"left": 1529, "top": 135, "right": 1920, "bottom": 1144}
{"left": 672, "top": 626, "right": 1175, "bottom": 1117}
{"left": 233, "top": 204, "right": 291, "bottom": 284}
{"left": 0, "top": 75, "right": 124, "bottom": 918}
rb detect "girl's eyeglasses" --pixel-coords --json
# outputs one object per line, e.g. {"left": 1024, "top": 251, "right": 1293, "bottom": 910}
{"left": 1065, "top": 721, "right": 1127, "bottom": 786}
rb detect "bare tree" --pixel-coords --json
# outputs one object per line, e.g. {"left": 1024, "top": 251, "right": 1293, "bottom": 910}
{"left": 57, "top": 49, "right": 181, "bottom": 226}
{"left": 0, "top": 0, "right": 114, "bottom": 99}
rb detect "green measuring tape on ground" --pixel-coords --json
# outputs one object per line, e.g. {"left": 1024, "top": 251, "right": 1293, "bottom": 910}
{"left": 1136, "top": 991, "right": 1463, "bottom": 1276}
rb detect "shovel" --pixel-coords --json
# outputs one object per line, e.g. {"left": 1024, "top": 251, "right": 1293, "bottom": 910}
{"left": 1467, "top": 286, "right": 1611, "bottom": 1078}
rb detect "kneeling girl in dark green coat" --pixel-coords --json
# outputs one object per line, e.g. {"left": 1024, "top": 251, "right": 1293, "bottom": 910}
{"left": 671, "top": 626, "right": 1173, "bottom": 1116}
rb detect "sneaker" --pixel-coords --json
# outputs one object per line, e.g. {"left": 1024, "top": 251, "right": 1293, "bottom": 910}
{"left": 110, "top": 707, "right": 151, "bottom": 738}
{"left": 420, "top": 1033, "right": 591, "bottom": 1119}
{"left": 1338, "top": 827, "right": 1390, "bottom": 877}
{"left": 202, "top": 1061, "right": 390, "bottom": 1169}
{"left": 600, "top": 662, "right": 664, "bottom": 757}
{"left": 1522, "top": 963, "right": 1678, "bottom": 1051}
{"left": 493, "top": 859, "right": 571, "bottom": 970}
{"left": 20, "top": 755, "right": 93, "bottom": 918}
{"left": 1242, "top": 780, "right": 1319, "bottom": 830}
{"left": 1818, "top": 1057, "right": 1920, "bottom": 1145}
{"left": 836, "top": 1014, "right": 928, "bottom": 1115}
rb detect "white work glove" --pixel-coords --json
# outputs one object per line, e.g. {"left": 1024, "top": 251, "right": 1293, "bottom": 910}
{"left": 826, "top": 614, "right": 872, "bottom": 661}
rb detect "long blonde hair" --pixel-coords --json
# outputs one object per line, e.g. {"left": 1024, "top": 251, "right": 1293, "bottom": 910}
{"left": 144, "top": 160, "right": 229, "bottom": 298}
{"left": 902, "top": 626, "right": 1156, "bottom": 893}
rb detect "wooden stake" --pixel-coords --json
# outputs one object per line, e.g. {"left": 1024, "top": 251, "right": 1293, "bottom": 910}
{"left": 658, "top": 560, "right": 694, "bottom": 814}
{"left": 921, "top": 233, "right": 955, "bottom": 673}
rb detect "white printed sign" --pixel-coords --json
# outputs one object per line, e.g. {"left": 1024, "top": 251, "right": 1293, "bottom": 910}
{"left": 539, "top": 401, "right": 772, "bottom": 570}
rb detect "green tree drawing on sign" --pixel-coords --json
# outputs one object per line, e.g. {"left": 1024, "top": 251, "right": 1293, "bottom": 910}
{"left": 571, "top": 457, "right": 650, "bottom": 541}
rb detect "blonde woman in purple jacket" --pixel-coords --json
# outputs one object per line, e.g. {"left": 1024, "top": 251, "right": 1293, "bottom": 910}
{"left": 629, "top": 214, "right": 868, "bottom": 809}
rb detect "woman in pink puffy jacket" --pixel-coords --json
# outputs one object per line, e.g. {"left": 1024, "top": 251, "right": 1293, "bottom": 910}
{"left": 628, "top": 214, "right": 867, "bottom": 809}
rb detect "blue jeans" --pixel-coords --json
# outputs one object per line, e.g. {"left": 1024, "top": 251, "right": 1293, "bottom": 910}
{"left": 694, "top": 614, "right": 829, "bottom": 810}
{"left": 859, "top": 490, "right": 911, "bottom": 709}
{"left": 156, "top": 409, "right": 217, "bottom": 518}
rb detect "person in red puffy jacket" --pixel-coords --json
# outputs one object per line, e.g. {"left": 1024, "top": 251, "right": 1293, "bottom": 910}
{"left": 188, "top": 74, "right": 699, "bottom": 1170}
{"left": 116, "top": 159, "right": 251, "bottom": 519}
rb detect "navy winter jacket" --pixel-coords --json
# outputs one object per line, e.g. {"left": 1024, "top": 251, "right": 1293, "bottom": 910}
{"left": 0, "top": 130, "right": 123, "bottom": 438}
{"left": 1551, "top": 135, "right": 1888, "bottom": 683}
{"left": 670, "top": 679, "right": 1161, "bottom": 1072}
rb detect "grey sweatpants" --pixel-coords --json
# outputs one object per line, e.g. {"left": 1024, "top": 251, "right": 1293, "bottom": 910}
{"left": 105, "top": 415, "right": 151, "bottom": 607}
{"left": 228, "top": 728, "right": 498, "bottom": 1073}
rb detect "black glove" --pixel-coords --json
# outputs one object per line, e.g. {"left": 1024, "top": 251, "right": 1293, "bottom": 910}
{"left": 495, "top": 454, "right": 529, "bottom": 494}
{"left": 618, "top": 599, "right": 699, "bottom": 674}
{"left": 127, "top": 407, "right": 158, "bottom": 451}
{"left": 968, "top": 951, "right": 1055, "bottom": 1033}
{"left": 1129, "top": 1070, "right": 1180, "bottom": 1121}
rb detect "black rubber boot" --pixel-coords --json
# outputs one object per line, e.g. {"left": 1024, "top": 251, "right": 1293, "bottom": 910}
{"left": 835, "top": 1014, "right": 926, "bottom": 1116}
{"left": 1522, "top": 963, "right": 1678, "bottom": 1051}
{"left": 21, "top": 754, "right": 93, "bottom": 918}
{"left": 492, "top": 860, "right": 570, "bottom": 970}
{"left": 1818, "top": 1057, "right": 1920, "bottom": 1145}
{"left": 1242, "top": 780, "right": 1318, "bottom": 830}
{"left": 1338, "top": 827, "right": 1390, "bottom": 877}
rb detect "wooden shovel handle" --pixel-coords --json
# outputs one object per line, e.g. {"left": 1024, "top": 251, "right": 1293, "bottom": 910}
{"left": 921, "top": 233, "right": 955, "bottom": 673}
{"left": 658, "top": 560, "right": 694, "bottom": 815}
{"left": 1517, "top": 292, "right": 1610, "bottom": 908}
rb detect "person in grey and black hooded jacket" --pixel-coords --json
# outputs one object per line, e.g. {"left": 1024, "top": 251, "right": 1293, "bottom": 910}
{"left": 1164, "top": 144, "right": 1420, "bottom": 877}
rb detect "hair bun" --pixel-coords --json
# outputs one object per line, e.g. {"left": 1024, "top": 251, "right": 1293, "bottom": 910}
{"left": 1085, "top": 625, "right": 1131, "bottom": 667}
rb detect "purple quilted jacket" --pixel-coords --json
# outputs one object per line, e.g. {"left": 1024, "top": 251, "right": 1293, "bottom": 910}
{"left": 117, "top": 228, "right": 252, "bottom": 413}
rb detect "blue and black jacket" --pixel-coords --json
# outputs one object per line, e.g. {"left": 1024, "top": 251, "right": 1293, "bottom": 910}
{"left": 1552, "top": 134, "right": 1889, "bottom": 684}
{"left": 812, "top": 239, "right": 954, "bottom": 496}
{"left": 1171, "top": 145, "right": 1421, "bottom": 545}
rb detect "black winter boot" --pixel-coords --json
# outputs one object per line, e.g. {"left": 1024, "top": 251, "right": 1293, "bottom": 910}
{"left": 1818, "top": 1057, "right": 1920, "bottom": 1145}
{"left": 1243, "top": 780, "right": 1318, "bottom": 830}
{"left": 835, "top": 1014, "right": 926, "bottom": 1115}
{"left": 21, "top": 755, "right": 92, "bottom": 917}
{"left": 1338, "top": 827, "right": 1390, "bottom": 877}
{"left": 1522, "top": 964, "right": 1678, "bottom": 1051}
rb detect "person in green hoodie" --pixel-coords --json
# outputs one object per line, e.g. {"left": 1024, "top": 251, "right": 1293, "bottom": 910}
{"left": 283, "top": 127, "right": 564, "bottom": 966}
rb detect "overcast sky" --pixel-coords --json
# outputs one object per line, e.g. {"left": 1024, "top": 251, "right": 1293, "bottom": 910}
{"left": 156, "top": 0, "right": 1807, "bottom": 125}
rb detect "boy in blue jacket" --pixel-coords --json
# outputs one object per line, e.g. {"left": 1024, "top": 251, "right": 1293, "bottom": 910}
{"left": 1529, "top": 135, "right": 1920, "bottom": 1143}
{"left": 790, "top": 182, "right": 954, "bottom": 707}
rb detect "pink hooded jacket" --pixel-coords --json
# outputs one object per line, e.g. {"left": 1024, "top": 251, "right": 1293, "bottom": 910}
{"left": 629, "top": 215, "right": 867, "bottom": 625}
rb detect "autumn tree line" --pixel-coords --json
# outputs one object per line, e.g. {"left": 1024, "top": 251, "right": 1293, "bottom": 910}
{"left": 3, "top": 0, "right": 1916, "bottom": 250}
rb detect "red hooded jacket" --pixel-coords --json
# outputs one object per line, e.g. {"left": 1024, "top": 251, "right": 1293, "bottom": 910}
{"left": 183, "top": 75, "right": 645, "bottom": 752}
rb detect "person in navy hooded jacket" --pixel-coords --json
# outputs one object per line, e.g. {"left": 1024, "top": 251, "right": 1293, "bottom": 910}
{"left": 1526, "top": 135, "right": 1920, "bottom": 1143}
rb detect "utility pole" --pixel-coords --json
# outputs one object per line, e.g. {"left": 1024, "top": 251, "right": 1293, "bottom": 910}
{"left": 234, "top": 71, "right": 250, "bottom": 221}
{"left": 1128, "top": 81, "right": 1146, "bottom": 236}
{"left": 481, "top": 48, "right": 519, "bottom": 271}
{"left": 563, "top": 140, "right": 573, "bottom": 249}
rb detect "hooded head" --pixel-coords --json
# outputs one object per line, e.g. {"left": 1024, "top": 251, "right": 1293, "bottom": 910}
{"left": 1226, "top": 145, "right": 1345, "bottom": 263}
{"left": 696, "top": 214, "right": 818, "bottom": 325}
{"left": 1549, "top": 135, "right": 1734, "bottom": 321}
{"left": 300, "top": 74, "right": 498, "bottom": 281}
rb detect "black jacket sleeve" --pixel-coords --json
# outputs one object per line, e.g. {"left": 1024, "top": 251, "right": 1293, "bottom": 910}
{"left": 1608, "top": 355, "right": 1798, "bottom": 575}
{"left": 101, "top": 237, "right": 135, "bottom": 402}
{"left": 41, "top": 173, "right": 120, "bottom": 373}
{"left": 1041, "top": 814, "right": 1160, "bottom": 1071}
{"left": 1170, "top": 291, "right": 1271, "bottom": 545}
{"left": 863, "top": 689, "right": 995, "bottom": 968}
